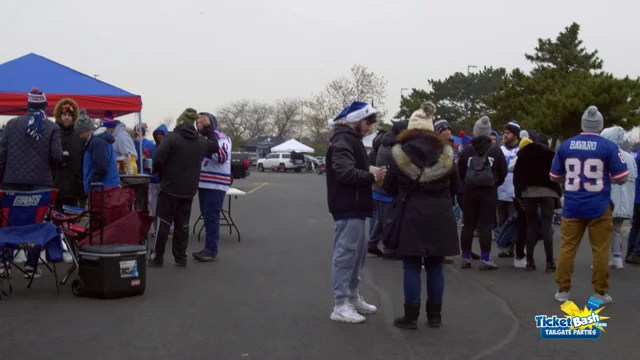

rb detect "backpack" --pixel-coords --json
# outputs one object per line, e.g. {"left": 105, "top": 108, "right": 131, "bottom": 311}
{"left": 465, "top": 145, "right": 495, "bottom": 188}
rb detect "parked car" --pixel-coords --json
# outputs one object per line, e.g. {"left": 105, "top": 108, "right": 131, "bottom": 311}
{"left": 316, "top": 156, "right": 326, "bottom": 175}
{"left": 257, "top": 152, "right": 306, "bottom": 172}
{"left": 249, "top": 153, "right": 258, "bottom": 166}
{"left": 231, "top": 152, "right": 251, "bottom": 180}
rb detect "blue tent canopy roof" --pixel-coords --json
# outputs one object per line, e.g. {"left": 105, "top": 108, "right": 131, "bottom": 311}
{"left": 0, "top": 53, "right": 138, "bottom": 96}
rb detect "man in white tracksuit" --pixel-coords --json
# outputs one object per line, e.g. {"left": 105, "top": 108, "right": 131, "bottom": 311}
{"left": 193, "top": 112, "right": 232, "bottom": 262}
{"left": 497, "top": 120, "right": 521, "bottom": 257}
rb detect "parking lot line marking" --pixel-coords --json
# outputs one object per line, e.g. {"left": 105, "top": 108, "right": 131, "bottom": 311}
{"left": 247, "top": 182, "right": 268, "bottom": 194}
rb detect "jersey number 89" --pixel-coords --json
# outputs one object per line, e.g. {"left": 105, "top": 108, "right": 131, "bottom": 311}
{"left": 564, "top": 158, "right": 604, "bottom": 192}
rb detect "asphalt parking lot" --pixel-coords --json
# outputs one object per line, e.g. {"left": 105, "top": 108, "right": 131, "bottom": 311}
{"left": 0, "top": 171, "right": 637, "bottom": 360}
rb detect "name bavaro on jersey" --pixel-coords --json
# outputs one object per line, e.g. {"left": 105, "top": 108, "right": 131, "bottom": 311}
{"left": 569, "top": 140, "right": 598, "bottom": 151}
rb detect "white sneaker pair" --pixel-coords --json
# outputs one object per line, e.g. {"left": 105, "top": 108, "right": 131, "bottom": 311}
{"left": 330, "top": 296, "right": 377, "bottom": 323}
{"left": 554, "top": 291, "right": 612, "bottom": 305}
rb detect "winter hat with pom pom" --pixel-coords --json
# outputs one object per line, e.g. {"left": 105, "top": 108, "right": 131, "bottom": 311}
{"left": 473, "top": 116, "right": 492, "bottom": 137}
{"left": 74, "top": 109, "right": 97, "bottom": 134}
{"left": 582, "top": 105, "right": 604, "bottom": 133}
{"left": 408, "top": 102, "right": 436, "bottom": 131}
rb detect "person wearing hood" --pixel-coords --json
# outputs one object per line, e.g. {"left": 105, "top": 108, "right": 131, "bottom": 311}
{"left": 550, "top": 106, "right": 629, "bottom": 305}
{"left": 489, "top": 130, "right": 499, "bottom": 145}
{"left": 627, "top": 135, "right": 640, "bottom": 265}
{"left": 326, "top": 101, "right": 386, "bottom": 324}
{"left": 457, "top": 116, "right": 508, "bottom": 270}
{"left": 383, "top": 102, "right": 460, "bottom": 329}
{"left": 513, "top": 134, "right": 561, "bottom": 271}
{"left": 149, "top": 124, "right": 168, "bottom": 227}
{"left": 52, "top": 98, "right": 86, "bottom": 210}
{"left": 101, "top": 111, "right": 138, "bottom": 169}
{"left": 0, "top": 88, "right": 63, "bottom": 279}
{"left": 192, "top": 112, "right": 230, "bottom": 262}
{"left": 148, "top": 108, "right": 219, "bottom": 268}
{"left": 74, "top": 110, "right": 120, "bottom": 194}
{"left": 134, "top": 122, "right": 156, "bottom": 176}
{"left": 601, "top": 126, "right": 637, "bottom": 269}
{"left": 528, "top": 129, "right": 538, "bottom": 142}
{"left": 368, "top": 120, "right": 408, "bottom": 259}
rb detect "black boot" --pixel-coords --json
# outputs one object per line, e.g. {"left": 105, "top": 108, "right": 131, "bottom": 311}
{"left": 393, "top": 303, "right": 420, "bottom": 330}
{"left": 426, "top": 302, "right": 442, "bottom": 328}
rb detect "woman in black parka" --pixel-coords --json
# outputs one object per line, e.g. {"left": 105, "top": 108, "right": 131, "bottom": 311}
{"left": 52, "top": 98, "right": 86, "bottom": 209}
{"left": 383, "top": 102, "right": 460, "bottom": 330}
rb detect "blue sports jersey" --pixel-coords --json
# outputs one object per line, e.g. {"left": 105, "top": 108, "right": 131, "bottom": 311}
{"left": 550, "top": 133, "right": 629, "bottom": 219}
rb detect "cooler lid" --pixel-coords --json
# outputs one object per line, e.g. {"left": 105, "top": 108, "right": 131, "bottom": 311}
{"left": 80, "top": 244, "right": 146, "bottom": 254}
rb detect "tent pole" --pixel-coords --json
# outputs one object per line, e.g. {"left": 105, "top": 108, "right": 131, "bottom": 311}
{"left": 138, "top": 111, "right": 143, "bottom": 174}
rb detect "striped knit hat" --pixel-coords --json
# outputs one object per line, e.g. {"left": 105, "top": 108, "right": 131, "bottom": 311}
{"left": 101, "top": 111, "right": 117, "bottom": 128}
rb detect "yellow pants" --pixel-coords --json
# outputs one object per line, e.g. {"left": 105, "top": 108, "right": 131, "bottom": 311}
{"left": 555, "top": 205, "right": 612, "bottom": 294}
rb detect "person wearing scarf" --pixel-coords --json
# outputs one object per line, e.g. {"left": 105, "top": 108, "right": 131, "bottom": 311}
{"left": 0, "top": 87, "right": 63, "bottom": 279}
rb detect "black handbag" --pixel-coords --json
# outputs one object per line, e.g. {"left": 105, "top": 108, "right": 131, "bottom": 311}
{"left": 381, "top": 169, "right": 424, "bottom": 251}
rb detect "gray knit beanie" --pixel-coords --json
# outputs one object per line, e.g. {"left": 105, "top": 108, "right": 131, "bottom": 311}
{"left": 473, "top": 116, "right": 492, "bottom": 137}
{"left": 74, "top": 109, "right": 96, "bottom": 133}
{"left": 582, "top": 105, "right": 604, "bottom": 133}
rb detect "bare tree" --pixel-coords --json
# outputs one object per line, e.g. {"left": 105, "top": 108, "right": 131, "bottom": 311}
{"left": 244, "top": 101, "right": 274, "bottom": 141}
{"left": 163, "top": 116, "right": 175, "bottom": 129}
{"left": 324, "top": 64, "right": 388, "bottom": 119}
{"left": 217, "top": 100, "right": 273, "bottom": 143}
{"left": 306, "top": 115, "right": 331, "bottom": 145}
{"left": 217, "top": 99, "right": 252, "bottom": 142}
{"left": 272, "top": 98, "right": 303, "bottom": 139}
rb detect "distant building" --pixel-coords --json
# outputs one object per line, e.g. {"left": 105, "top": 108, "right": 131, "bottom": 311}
{"left": 240, "top": 136, "right": 286, "bottom": 158}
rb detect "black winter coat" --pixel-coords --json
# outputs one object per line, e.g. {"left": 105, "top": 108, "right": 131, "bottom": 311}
{"left": 457, "top": 136, "right": 508, "bottom": 189}
{"left": 513, "top": 142, "right": 562, "bottom": 198}
{"left": 152, "top": 124, "right": 219, "bottom": 199}
{"left": 383, "top": 129, "right": 461, "bottom": 257}
{"left": 53, "top": 124, "right": 86, "bottom": 201}
{"left": 326, "top": 125, "right": 375, "bottom": 219}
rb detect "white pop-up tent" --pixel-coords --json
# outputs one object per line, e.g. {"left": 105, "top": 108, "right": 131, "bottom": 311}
{"left": 271, "top": 139, "right": 314, "bottom": 153}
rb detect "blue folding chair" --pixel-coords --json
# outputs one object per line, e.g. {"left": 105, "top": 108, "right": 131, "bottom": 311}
{"left": 0, "top": 189, "right": 65, "bottom": 295}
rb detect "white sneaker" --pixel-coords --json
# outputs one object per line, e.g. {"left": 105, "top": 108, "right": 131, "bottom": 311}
{"left": 350, "top": 295, "right": 377, "bottom": 314}
{"left": 24, "top": 266, "right": 42, "bottom": 279}
{"left": 330, "top": 303, "right": 366, "bottom": 323}
{"left": 610, "top": 257, "right": 624, "bottom": 270}
{"left": 513, "top": 257, "right": 527, "bottom": 269}
{"left": 593, "top": 293, "right": 612, "bottom": 305}
{"left": 555, "top": 291, "right": 570, "bottom": 303}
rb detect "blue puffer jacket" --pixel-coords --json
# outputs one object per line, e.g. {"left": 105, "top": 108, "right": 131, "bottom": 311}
{"left": 83, "top": 127, "right": 120, "bottom": 193}
{"left": 150, "top": 124, "right": 168, "bottom": 183}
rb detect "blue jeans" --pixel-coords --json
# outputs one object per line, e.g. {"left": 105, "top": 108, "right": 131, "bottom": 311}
{"left": 627, "top": 203, "right": 640, "bottom": 255}
{"left": 403, "top": 256, "right": 444, "bottom": 304}
{"left": 198, "top": 188, "right": 226, "bottom": 256}
{"left": 1, "top": 183, "right": 47, "bottom": 269}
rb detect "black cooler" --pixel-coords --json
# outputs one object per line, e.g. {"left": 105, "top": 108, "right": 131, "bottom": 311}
{"left": 73, "top": 244, "right": 147, "bottom": 299}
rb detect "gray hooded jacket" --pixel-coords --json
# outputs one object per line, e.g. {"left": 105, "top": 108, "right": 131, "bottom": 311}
{"left": 601, "top": 126, "right": 637, "bottom": 218}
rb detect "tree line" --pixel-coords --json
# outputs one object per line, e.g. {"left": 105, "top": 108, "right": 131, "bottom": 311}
{"left": 398, "top": 22, "right": 640, "bottom": 147}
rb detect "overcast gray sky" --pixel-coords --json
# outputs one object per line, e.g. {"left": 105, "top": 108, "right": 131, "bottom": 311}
{"left": 1, "top": 0, "right": 638, "bottom": 131}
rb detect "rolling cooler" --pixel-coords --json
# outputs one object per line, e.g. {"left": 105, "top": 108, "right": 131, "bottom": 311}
{"left": 72, "top": 183, "right": 147, "bottom": 299}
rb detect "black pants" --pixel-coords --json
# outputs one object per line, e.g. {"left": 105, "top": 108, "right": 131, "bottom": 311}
{"left": 513, "top": 199, "right": 528, "bottom": 259}
{"left": 152, "top": 191, "right": 194, "bottom": 262}
{"left": 521, "top": 197, "right": 555, "bottom": 263}
{"left": 461, "top": 188, "right": 497, "bottom": 255}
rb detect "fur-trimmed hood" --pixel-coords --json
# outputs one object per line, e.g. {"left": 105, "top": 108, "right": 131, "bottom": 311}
{"left": 53, "top": 98, "right": 80, "bottom": 125}
{"left": 392, "top": 128, "right": 454, "bottom": 183}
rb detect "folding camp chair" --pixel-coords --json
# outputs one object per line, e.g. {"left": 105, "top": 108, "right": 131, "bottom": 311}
{"left": 0, "top": 189, "right": 67, "bottom": 295}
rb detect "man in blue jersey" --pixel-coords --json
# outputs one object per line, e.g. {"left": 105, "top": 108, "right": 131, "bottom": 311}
{"left": 550, "top": 106, "right": 629, "bottom": 304}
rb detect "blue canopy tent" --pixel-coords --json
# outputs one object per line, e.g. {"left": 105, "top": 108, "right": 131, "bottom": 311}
{"left": 0, "top": 53, "right": 145, "bottom": 170}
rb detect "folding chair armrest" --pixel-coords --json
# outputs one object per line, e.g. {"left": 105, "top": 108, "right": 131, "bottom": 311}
{"left": 50, "top": 210, "right": 87, "bottom": 225}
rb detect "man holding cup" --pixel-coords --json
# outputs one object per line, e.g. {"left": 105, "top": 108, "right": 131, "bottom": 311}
{"left": 326, "top": 101, "right": 386, "bottom": 323}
